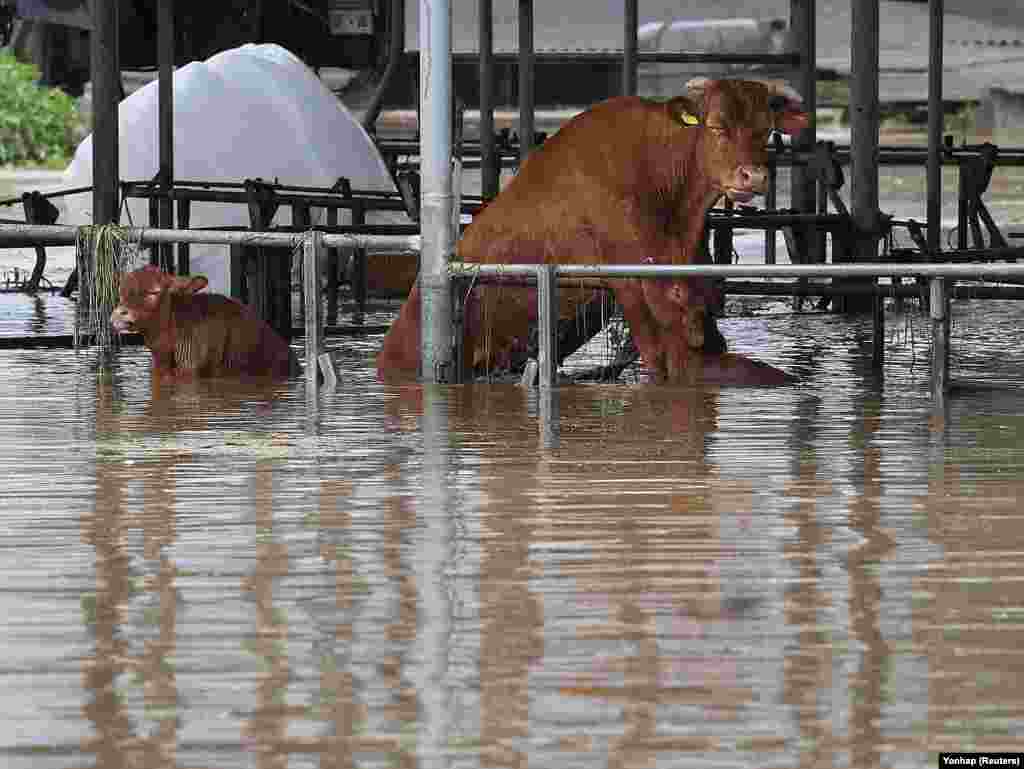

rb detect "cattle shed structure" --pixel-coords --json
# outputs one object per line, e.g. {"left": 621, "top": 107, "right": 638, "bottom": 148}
{"left": 2, "top": 0, "right": 1024, "bottom": 407}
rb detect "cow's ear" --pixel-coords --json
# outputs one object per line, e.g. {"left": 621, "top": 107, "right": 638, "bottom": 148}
{"left": 684, "top": 77, "right": 712, "bottom": 109}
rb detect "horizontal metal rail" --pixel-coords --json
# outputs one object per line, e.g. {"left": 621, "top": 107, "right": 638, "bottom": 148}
{"left": 0, "top": 223, "right": 420, "bottom": 253}
{"left": 448, "top": 261, "right": 1024, "bottom": 279}
{"left": 450, "top": 50, "right": 802, "bottom": 66}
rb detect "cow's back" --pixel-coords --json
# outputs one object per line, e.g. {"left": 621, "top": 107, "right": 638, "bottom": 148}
{"left": 170, "top": 293, "right": 293, "bottom": 377}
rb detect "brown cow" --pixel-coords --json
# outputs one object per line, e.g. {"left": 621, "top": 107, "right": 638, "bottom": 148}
{"left": 378, "top": 78, "right": 808, "bottom": 385}
{"left": 110, "top": 265, "right": 294, "bottom": 380}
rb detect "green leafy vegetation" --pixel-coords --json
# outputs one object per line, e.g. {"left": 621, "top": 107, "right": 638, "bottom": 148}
{"left": 0, "top": 50, "right": 83, "bottom": 168}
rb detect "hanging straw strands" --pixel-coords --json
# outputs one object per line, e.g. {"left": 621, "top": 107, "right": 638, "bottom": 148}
{"left": 73, "top": 224, "right": 141, "bottom": 355}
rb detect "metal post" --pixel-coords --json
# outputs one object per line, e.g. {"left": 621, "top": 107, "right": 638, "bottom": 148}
{"left": 351, "top": 203, "right": 367, "bottom": 324}
{"left": 926, "top": 0, "right": 944, "bottom": 254}
{"left": 325, "top": 206, "right": 340, "bottom": 323}
{"left": 304, "top": 230, "right": 324, "bottom": 396}
{"left": 479, "top": 0, "right": 498, "bottom": 200}
{"left": 789, "top": 0, "right": 817, "bottom": 234}
{"left": 157, "top": 0, "right": 175, "bottom": 270}
{"left": 91, "top": 0, "right": 120, "bottom": 225}
{"left": 872, "top": 291, "right": 885, "bottom": 370}
{"left": 848, "top": 0, "right": 881, "bottom": 313}
{"left": 536, "top": 264, "right": 559, "bottom": 388}
{"left": 420, "top": 0, "right": 455, "bottom": 383}
{"left": 518, "top": 0, "right": 535, "bottom": 163}
{"left": 930, "top": 276, "right": 950, "bottom": 404}
{"left": 766, "top": 158, "right": 777, "bottom": 264}
{"left": 622, "top": 0, "right": 638, "bottom": 97}
{"left": 177, "top": 198, "right": 190, "bottom": 274}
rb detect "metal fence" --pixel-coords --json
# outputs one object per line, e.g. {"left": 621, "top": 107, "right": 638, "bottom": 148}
{"left": 3, "top": 220, "right": 1023, "bottom": 405}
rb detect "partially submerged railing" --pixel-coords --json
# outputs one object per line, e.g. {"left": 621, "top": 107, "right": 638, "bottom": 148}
{"left": 0, "top": 223, "right": 418, "bottom": 396}
{"left": 449, "top": 260, "right": 1024, "bottom": 408}
{"left": 2, "top": 221, "right": 1023, "bottom": 407}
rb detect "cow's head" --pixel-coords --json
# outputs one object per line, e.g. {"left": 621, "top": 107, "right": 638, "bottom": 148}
{"left": 110, "top": 265, "right": 209, "bottom": 333}
{"left": 681, "top": 78, "right": 808, "bottom": 203}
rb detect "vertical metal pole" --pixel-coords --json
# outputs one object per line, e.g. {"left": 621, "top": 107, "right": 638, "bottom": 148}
{"left": 872, "top": 291, "right": 885, "bottom": 370}
{"left": 766, "top": 158, "right": 778, "bottom": 264}
{"left": 177, "top": 198, "right": 190, "bottom": 274}
{"left": 518, "top": 0, "right": 535, "bottom": 163}
{"left": 304, "top": 231, "right": 324, "bottom": 397}
{"left": 930, "top": 277, "right": 949, "bottom": 405}
{"left": 157, "top": 0, "right": 175, "bottom": 270}
{"left": 420, "top": 0, "right": 455, "bottom": 383}
{"left": 91, "top": 0, "right": 120, "bottom": 225}
{"left": 479, "top": 0, "right": 498, "bottom": 200}
{"left": 351, "top": 203, "right": 368, "bottom": 324}
{"left": 622, "top": 0, "right": 638, "bottom": 97}
{"left": 849, "top": 0, "right": 881, "bottom": 313}
{"left": 789, "top": 0, "right": 817, "bottom": 230}
{"left": 325, "top": 206, "right": 340, "bottom": 324}
{"left": 536, "top": 265, "right": 559, "bottom": 388}
{"left": 926, "top": 0, "right": 944, "bottom": 254}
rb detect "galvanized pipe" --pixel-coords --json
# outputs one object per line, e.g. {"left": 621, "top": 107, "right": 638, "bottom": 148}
{"left": 930, "top": 277, "right": 950, "bottom": 403}
{"left": 91, "top": 0, "right": 120, "bottom": 225}
{"left": 518, "top": 0, "right": 535, "bottom": 162}
{"left": 419, "top": 0, "right": 456, "bottom": 383}
{"left": 450, "top": 261, "right": 1024, "bottom": 280}
{"left": 927, "top": 0, "right": 944, "bottom": 253}
{"left": 478, "top": 0, "right": 498, "bottom": 200}
{"left": 0, "top": 223, "right": 420, "bottom": 251}
{"left": 303, "top": 231, "right": 324, "bottom": 396}
{"left": 536, "top": 265, "right": 559, "bottom": 388}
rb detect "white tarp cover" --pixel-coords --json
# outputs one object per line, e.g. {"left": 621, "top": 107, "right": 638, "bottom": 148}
{"left": 62, "top": 43, "right": 398, "bottom": 294}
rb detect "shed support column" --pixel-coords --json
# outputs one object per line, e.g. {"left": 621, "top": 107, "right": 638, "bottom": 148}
{"left": 518, "top": 0, "right": 534, "bottom": 163}
{"left": 91, "top": 0, "right": 120, "bottom": 226}
{"left": 420, "top": 0, "right": 455, "bottom": 383}
{"left": 479, "top": 0, "right": 498, "bottom": 200}
{"left": 930, "top": 277, "right": 950, "bottom": 405}
{"left": 158, "top": 0, "right": 175, "bottom": 271}
{"left": 304, "top": 231, "right": 325, "bottom": 397}
{"left": 926, "top": 0, "right": 944, "bottom": 254}
{"left": 789, "top": 0, "right": 817, "bottom": 251}
{"left": 846, "top": 0, "right": 881, "bottom": 315}
{"left": 536, "top": 265, "right": 559, "bottom": 388}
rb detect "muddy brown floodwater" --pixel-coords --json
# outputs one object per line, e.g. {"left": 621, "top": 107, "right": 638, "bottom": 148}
{"left": 2, "top": 295, "right": 1024, "bottom": 769}
{"left": 3, "top": 149, "right": 1024, "bottom": 766}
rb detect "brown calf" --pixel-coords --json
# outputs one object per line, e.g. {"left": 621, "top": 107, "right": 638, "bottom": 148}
{"left": 378, "top": 78, "right": 808, "bottom": 385}
{"left": 110, "top": 265, "right": 294, "bottom": 380}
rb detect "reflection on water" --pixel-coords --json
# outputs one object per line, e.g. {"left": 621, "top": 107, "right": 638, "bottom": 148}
{"left": 3, "top": 301, "right": 1024, "bottom": 768}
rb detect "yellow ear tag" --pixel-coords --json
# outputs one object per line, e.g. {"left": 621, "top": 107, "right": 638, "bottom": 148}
{"left": 678, "top": 110, "right": 701, "bottom": 126}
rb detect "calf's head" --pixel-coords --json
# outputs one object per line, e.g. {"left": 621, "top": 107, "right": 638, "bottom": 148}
{"left": 680, "top": 78, "right": 809, "bottom": 203}
{"left": 110, "top": 265, "right": 209, "bottom": 333}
